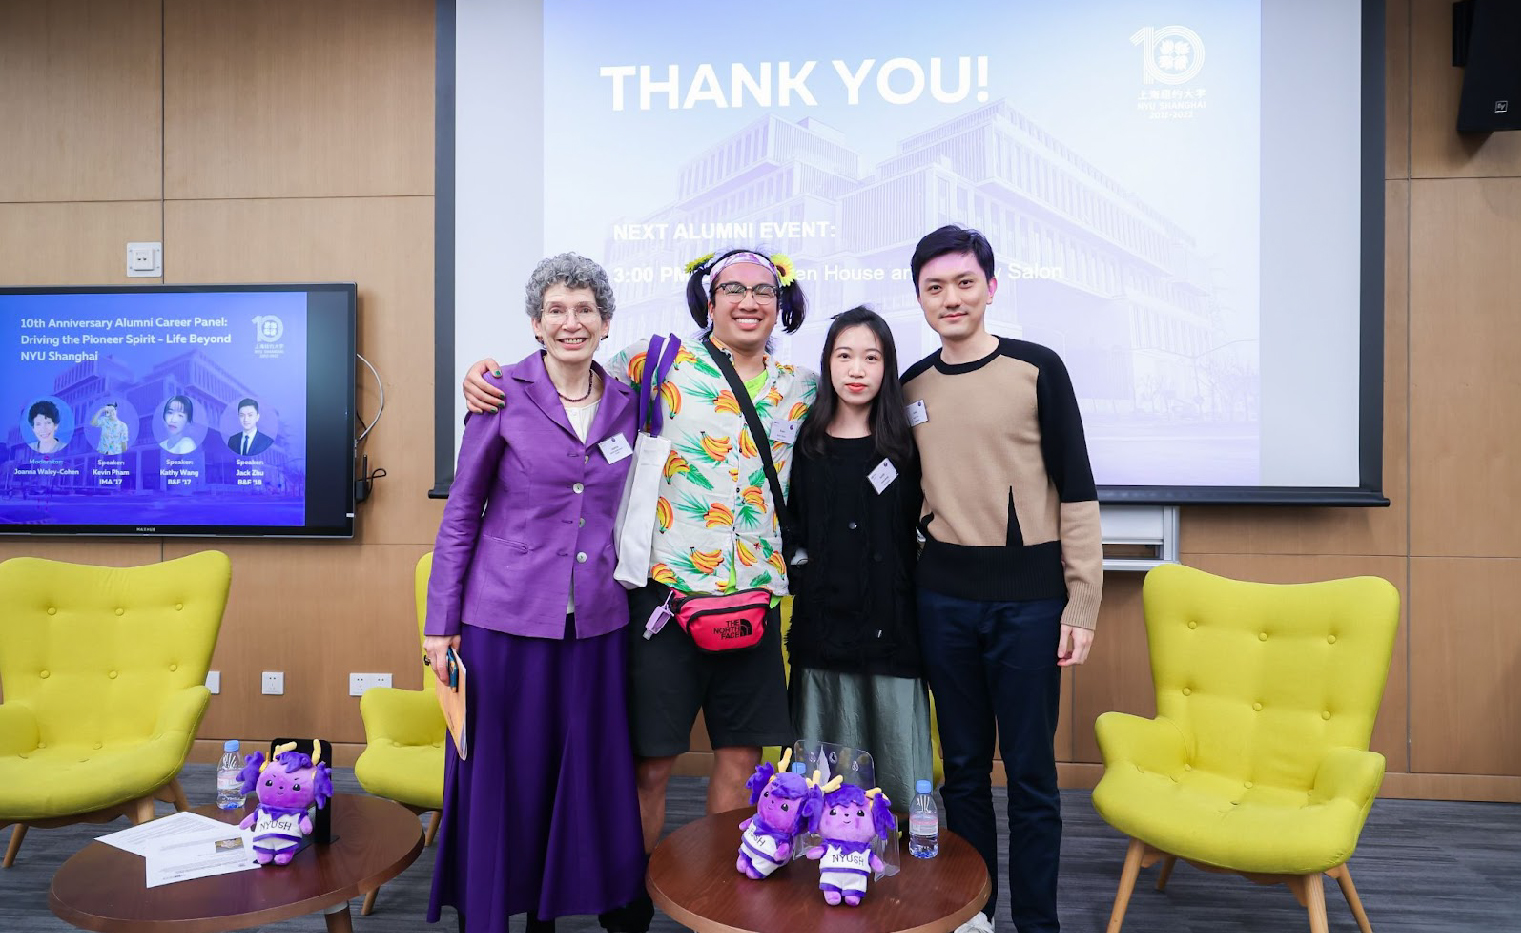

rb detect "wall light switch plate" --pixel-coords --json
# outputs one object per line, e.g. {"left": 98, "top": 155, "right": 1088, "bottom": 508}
{"left": 206, "top": 670, "right": 221, "bottom": 694}
{"left": 348, "top": 672, "right": 394, "bottom": 696}
{"left": 261, "top": 671, "right": 284, "bottom": 695}
{"left": 126, "top": 241, "right": 162, "bottom": 278}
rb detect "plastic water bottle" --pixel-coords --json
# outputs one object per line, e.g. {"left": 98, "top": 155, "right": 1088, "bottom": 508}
{"left": 908, "top": 779, "right": 939, "bottom": 858}
{"left": 216, "top": 740, "right": 244, "bottom": 810}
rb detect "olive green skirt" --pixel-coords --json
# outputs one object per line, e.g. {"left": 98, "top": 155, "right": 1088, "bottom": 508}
{"left": 788, "top": 667, "right": 934, "bottom": 812}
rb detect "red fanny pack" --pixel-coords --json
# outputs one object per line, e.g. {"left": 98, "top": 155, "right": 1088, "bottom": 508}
{"left": 670, "top": 588, "right": 771, "bottom": 653}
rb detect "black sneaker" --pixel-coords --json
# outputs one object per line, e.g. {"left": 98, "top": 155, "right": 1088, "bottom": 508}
{"left": 526, "top": 914, "right": 557, "bottom": 933}
{"left": 597, "top": 891, "right": 655, "bottom": 933}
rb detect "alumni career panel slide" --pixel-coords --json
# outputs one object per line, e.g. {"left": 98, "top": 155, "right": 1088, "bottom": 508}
{"left": 0, "top": 292, "right": 309, "bottom": 528}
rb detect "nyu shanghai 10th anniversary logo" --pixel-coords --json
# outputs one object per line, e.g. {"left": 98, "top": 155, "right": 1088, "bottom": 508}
{"left": 252, "top": 315, "right": 285, "bottom": 359}
{"left": 1130, "top": 25, "right": 1209, "bottom": 120}
{"left": 1131, "top": 25, "right": 1207, "bottom": 85}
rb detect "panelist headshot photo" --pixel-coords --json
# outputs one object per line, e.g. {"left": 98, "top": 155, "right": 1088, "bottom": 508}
{"left": 226, "top": 397, "right": 274, "bottom": 456}
{"left": 159, "top": 395, "right": 199, "bottom": 454}
{"left": 27, "top": 400, "right": 67, "bottom": 454}
{"left": 90, "top": 401, "right": 131, "bottom": 455}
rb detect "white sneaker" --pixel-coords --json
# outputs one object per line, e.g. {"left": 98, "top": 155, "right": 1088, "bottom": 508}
{"left": 955, "top": 913, "right": 995, "bottom": 933}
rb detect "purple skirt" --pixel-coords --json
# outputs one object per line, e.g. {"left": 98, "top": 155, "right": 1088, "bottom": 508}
{"left": 427, "top": 620, "right": 645, "bottom": 929}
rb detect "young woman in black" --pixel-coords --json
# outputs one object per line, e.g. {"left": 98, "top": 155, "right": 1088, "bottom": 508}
{"left": 787, "top": 306, "right": 930, "bottom": 810}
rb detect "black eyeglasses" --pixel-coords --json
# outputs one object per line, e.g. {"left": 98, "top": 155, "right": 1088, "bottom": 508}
{"left": 713, "top": 282, "right": 779, "bottom": 303}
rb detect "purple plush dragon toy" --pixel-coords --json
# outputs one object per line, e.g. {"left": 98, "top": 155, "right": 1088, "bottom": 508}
{"left": 237, "top": 740, "right": 334, "bottom": 866}
{"left": 736, "top": 748, "right": 822, "bottom": 879}
{"left": 804, "top": 775, "right": 895, "bottom": 906}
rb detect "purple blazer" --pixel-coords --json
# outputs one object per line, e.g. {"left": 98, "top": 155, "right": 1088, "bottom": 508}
{"left": 425, "top": 351, "right": 637, "bottom": 640}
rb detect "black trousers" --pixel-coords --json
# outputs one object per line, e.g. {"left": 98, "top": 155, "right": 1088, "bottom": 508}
{"left": 918, "top": 589, "right": 1065, "bottom": 933}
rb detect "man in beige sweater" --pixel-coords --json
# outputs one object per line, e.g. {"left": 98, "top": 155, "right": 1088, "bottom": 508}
{"left": 902, "top": 225, "right": 1102, "bottom": 933}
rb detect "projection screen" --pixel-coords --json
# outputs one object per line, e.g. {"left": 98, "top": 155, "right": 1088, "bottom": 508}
{"left": 433, "top": 0, "right": 1387, "bottom": 507}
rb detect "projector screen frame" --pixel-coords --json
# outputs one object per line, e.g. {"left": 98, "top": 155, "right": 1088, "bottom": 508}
{"left": 430, "top": 0, "right": 1389, "bottom": 508}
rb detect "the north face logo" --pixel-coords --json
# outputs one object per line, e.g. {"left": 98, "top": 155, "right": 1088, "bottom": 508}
{"left": 714, "top": 619, "right": 754, "bottom": 640}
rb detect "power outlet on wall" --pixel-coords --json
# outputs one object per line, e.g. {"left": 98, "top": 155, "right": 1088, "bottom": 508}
{"left": 261, "top": 671, "right": 284, "bottom": 695}
{"left": 206, "top": 670, "right": 221, "bottom": 695}
{"left": 125, "top": 241, "right": 162, "bottom": 278}
{"left": 348, "top": 672, "right": 394, "bottom": 696}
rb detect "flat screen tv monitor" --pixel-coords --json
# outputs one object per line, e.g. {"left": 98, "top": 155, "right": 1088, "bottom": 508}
{"left": 0, "top": 284, "right": 357, "bottom": 538}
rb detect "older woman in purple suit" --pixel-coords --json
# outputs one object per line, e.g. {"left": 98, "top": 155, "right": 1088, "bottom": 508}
{"left": 423, "top": 254, "right": 644, "bottom": 933}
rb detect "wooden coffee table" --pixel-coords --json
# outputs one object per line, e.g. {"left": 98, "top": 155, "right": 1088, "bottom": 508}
{"left": 50, "top": 793, "right": 424, "bottom": 933}
{"left": 648, "top": 809, "right": 990, "bottom": 933}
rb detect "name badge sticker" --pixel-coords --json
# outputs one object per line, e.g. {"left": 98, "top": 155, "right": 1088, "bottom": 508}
{"left": 906, "top": 399, "right": 929, "bottom": 426}
{"left": 867, "top": 459, "right": 898, "bottom": 495}
{"left": 770, "top": 419, "right": 800, "bottom": 444}
{"left": 598, "top": 433, "right": 633, "bottom": 463}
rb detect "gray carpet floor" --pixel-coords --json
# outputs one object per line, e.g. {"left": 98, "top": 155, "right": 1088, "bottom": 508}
{"left": 3, "top": 764, "right": 1518, "bottom": 932}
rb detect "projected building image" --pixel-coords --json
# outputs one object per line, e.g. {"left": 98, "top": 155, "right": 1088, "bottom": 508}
{"left": 599, "top": 101, "right": 1259, "bottom": 484}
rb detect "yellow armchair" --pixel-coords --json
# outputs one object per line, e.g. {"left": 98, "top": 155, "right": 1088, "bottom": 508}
{"left": 1092, "top": 564, "right": 1398, "bottom": 933}
{"left": 353, "top": 551, "right": 445, "bottom": 915}
{"left": 0, "top": 550, "right": 230, "bottom": 867}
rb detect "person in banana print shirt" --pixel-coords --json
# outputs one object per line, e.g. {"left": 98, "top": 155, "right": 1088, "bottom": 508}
{"left": 462, "top": 247, "right": 815, "bottom": 933}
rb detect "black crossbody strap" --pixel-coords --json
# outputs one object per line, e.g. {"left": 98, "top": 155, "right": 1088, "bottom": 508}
{"left": 701, "top": 337, "right": 796, "bottom": 540}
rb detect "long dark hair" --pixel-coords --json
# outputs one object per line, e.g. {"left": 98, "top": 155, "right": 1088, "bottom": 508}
{"left": 684, "top": 248, "right": 807, "bottom": 334}
{"left": 799, "top": 306, "right": 914, "bottom": 466}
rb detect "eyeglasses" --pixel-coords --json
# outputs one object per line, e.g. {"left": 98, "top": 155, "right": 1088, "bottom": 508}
{"left": 713, "top": 282, "right": 779, "bottom": 303}
{"left": 541, "top": 304, "right": 602, "bottom": 323}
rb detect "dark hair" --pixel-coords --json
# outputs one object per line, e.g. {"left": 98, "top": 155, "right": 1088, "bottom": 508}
{"left": 28, "top": 400, "right": 60, "bottom": 424}
{"left": 798, "top": 306, "right": 915, "bottom": 466}
{"left": 236, "top": 398, "right": 258, "bottom": 412}
{"left": 685, "top": 248, "right": 807, "bottom": 334}
{"left": 909, "top": 224, "right": 996, "bottom": 292}
{"left": 163, "top": 395, "right": 194, "bottom": 421}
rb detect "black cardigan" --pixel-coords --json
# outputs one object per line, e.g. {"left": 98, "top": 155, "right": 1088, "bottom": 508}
{"left": 785, "top": 434, "right": 922, "bottom": 679}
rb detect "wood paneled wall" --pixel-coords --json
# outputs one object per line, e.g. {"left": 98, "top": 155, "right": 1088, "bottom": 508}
{"left": 2, "top": 0, "right": 1517, "bottom": 800}
{"left": 0, "top": 0, "right": 442, "bottom": 761}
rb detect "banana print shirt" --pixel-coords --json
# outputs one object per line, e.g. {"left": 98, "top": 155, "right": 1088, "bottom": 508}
{"left": 607, "top": 336, "right": 817, "bottom": 597}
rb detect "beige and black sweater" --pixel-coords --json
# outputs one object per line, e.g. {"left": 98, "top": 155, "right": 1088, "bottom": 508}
{"left": 902, "top": 337, "right": 1103, "bottom": 630}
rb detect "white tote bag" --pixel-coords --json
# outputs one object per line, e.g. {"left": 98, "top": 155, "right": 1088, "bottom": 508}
{"left": 613, "top": 335, "right": 681, "bottom": 589}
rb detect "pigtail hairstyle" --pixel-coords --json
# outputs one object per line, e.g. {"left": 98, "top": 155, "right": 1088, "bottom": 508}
{"left": 746, "top": 760, "right": 779, "bottom": 806}
{"left": 685, "top": 253, "right": 719, "bottom": 330}
{"left": 800, "top": 783, "right": 825, "bottom": 829}
{"left": 311, "top": 760, "right": 335, "bottom": 809}
{"left": 237, "top": 751, "right": 266, "bottom": 794}
{"left": 776, "top": 278, "right": 807, "bottom": 334}
{"left": 684, "top": 248, "right": 808, "bottom": 334}
{"left": 804, "top": 793, "right": 825, "bottom": 835}
{"left": 867, "top": 789, "right": 896, "bottom": 842}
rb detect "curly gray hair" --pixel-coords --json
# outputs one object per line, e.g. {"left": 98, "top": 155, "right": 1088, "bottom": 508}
{"left": 524, "top": 253, "right": 616, "bottom": 321}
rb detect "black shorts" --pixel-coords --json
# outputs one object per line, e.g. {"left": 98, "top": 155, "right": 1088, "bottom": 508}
{"left": 625, "top": 581, "right": 794, "bottom": 758}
